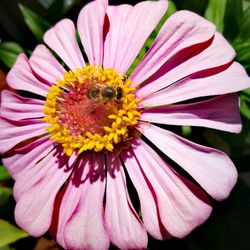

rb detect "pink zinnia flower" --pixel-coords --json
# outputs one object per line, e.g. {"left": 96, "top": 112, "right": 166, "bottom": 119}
{"left": 1, "top": 0, "right": 250, "bottom": 249}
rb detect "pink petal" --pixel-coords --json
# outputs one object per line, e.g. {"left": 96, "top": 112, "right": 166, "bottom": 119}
{"left": 1, "top": 90, "right": 45, "bottom": 120}
{"left": 141, "top": 94, "right": 242, "bottom": 133}
{"left": 122, "top": 148, "right": 170, "bottom": 240}
{"left": 103, "top": 0, "right": 168, "bottom": 74}
{"left": 137, "top": 32, "right": 235, "bottom": 97}
{"left": 13, "top": 146, "right": 72, "bottom": 201}
{"left": 105, "top": 152, "right": 148, "bottom": 249}
{"left": 125, "top": 139, "right": 212, "bottom": 238}
{"left": 51, "top": 156, "right": 89, "bottom": 249}
{"left": 77, "top": 0, "right": 108, "bottom": 66}
{"left": 51, "top": 154, "right": 98, "bottom": 248}
{"left": 44, "top": 19, "right": 85, "bottom": 71}
{"left": 103, "top": 4, "right": 132, "bottom": 70}
{"left": 63, "top": 154, "right": 109, "bottom": 250}
{"left": 30, "top": 44, "right": 65, "bottom": 84}
{"left": 143, "top": 62, "right": 250, "bottom": 106}
{"left": 131, "top": 10, "right": 216, "bottom": 85}
{"left": 6, "top": 54, "right": 50, "bottom": 97}
{"left": 139, "top": 124, "right": 238, "bottom": 201}
{"left": 3, "top": 135, "right": 53, "bottom": 180}
{"left": 14, "top": 150, "right": 77, "bottom": 237}
{"left": 0, "top": 118, "right": 47, "bottom": 154}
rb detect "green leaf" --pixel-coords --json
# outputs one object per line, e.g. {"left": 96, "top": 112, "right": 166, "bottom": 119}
{"left": 19, "top": 4, "right": 51, "bottom": 41}
{"left": 0, "top": 42, "right": 24, "bottom": 68}
{"left": 243, "top": 0, "right": 250, "bottom": 10}
{"left": 126, "top": 47, "right": 147, "bottom": 76}
{"left": 0, "top": 187, "right": 12, "bottom": 204}
{"left": 0, "top": 245, "right": 11, "bottom": 250}
{"left": 235, "top": 42, "right": 250, "bottom": 61}
{"left": 0, "top": 187, "right": 12, "bottom": 217}
{"left": 241, "top": 98, "right": 250, "bottom": 119}
{"left": 233, "top": 41, "right": 250, "bottom": 72}
{"left": 173, "top": 0, "right": 209, "bottom": 15}
{"left": 181, "top": 126, "right": 192, "bottom": 138}
{"left": 163, "top": 0, "right": 177, "bottom": 21}
{"left": 238, "top": 6, "right": 250, "bottom": 42}
{"left": 204, "top": 0, "right": 227, "bottom": 32}
{"left": 0, "top": 165, "right": 11, "bottom": 182}
{"left": 223, "top": 0, "right": 243, "bottom": 40}
{"left": 241, "top": 90, "right": 250, "bottom": 120}
{"left": 242, "top": 86, "right": 250, "bottom": 96}
{"left": 0, "top": 220, "right": 28, "bottom": 247}
{"left": 153, "top": 0, "right": 177, "bottom": 36}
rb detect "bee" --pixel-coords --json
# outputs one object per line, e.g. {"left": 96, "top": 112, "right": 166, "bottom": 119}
{"left": 116, "top": 87, "right": 123, "bottom": 100}
{"left": 87, "top": 84, "right": 123, "bottom": 102}
{"left": 122, "top": 75, "right": 129, "bottom": 82}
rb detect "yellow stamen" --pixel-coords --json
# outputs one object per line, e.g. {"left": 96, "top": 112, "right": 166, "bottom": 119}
{"left": 43, "top": 65, "right": 141, "bottom": 156}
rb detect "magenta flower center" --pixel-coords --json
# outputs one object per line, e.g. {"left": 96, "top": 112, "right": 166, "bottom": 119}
{"left": 57, "top": 82, "right": 115, "bottom": 136}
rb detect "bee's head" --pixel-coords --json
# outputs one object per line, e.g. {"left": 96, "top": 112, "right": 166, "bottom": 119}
{"left": 116, "top": 87, "right": 123, "bottom": 100}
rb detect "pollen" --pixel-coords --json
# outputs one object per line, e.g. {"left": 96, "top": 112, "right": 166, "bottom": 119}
{"left": 43, "top": 65, "right": 141, "bottom": 156}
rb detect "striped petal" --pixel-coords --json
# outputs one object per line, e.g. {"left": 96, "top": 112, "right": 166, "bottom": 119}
{"left": 143, "top": 62, "right": 250, "bottom": 106}
{"left": 136, "top": 32, "right": 235, "bottom": 97}
{"left": 77, "top": 0, "right": 108, "bottom": 65}
{"left": 139, "top": 124, "right": 238, "bottom": 201}
{"left": 1, "top": 90, "right": 44, "bottom": 120}
{"left": 6, "top": 54, "right": 50, "bottom": 97}
{"left": 44, "top": 19, "right": 85, "bottom": 71}
{"left": 105, "top": 152, "right": 147, "bottom": 249}
{"left": 3, "top": 135, "right": 53, "bottom": 180}
{"left": 14, "top": 150, "right": 77, "bottom": 236}
{"left": 0, "top": 118, "right": 47, "bottom": 154}
{"left": 30, "top": 44, "right": 65, "bottom": 84}
{"left": 63, "top": 154, "right": 109, "bottom": 250}
{"left": 141, "top": 94, "right": 241, "bottom": 133}
{"left": 125, "top": 139, "right": 211, "bottom": 238}
{"left": 103, "top": 1, "right": 168, "bottom": 74}
{"left": 131, "top": 10, "right": 216, "bottom": 86}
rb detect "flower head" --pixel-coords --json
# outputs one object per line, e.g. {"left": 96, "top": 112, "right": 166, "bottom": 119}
{"left": 43, "top": 65, "right": 141, "bottom": 156}
{"left": 1, "top": 0, "right": 250, "bottom": 249}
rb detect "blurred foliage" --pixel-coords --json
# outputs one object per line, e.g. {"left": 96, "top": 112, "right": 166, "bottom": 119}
{"left": 19, "top": 4, "right": 51, "bottom": 42}
{"left": 0, "top": 0, "right": 250, "bottom": 249}
{"left": 0, "top": 43, "right": 24, "bottom": 69}
{"left": 204, "top": 0, "right": 227, "bottom": 32}
{"left": 0, "top": 220, "right": 28, "bottom": 247}
{"left": 0, "top": 166, "right": 11, "bottom": 182}
{"left": 173, "top": 0, "right": 209, "bottom": 15}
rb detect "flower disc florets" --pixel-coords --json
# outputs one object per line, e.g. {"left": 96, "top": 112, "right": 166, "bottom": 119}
{"left": 43, "top": 65, "right": 141, "bottom": 156}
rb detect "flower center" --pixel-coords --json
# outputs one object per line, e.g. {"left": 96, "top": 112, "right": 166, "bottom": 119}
{"left": 43, "top": 65, "right": 141, "bottom": 156}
